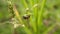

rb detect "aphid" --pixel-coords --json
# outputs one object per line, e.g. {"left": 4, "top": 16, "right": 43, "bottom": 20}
{"left": 23, "top": 14, "right": 30, "bottom": 19}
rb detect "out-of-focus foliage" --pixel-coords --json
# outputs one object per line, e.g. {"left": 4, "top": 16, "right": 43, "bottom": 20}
{"left": 0, "top": 0, "right": 13, "bottom": 22}
{"left": 0, "top": 0, "right": 60, "bottom": 34}
{"left": 0, "top": 23, "right": 13, "bottom": 34}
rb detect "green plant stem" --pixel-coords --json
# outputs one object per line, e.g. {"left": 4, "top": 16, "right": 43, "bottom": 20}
{"left": 21, "top": 0, "right": 28, "bottom": 8}
{"left": 37, "top": 0, "right": 46, "bottom": 34}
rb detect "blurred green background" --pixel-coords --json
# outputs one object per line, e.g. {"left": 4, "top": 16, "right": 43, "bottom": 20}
{"left": 0, "top": 0, "right": 60, "bottom": 34}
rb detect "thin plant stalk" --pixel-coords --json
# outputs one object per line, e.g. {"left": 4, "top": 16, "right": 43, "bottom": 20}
{"left": 37, "top": 0, "right": 46, "bottom": 34}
